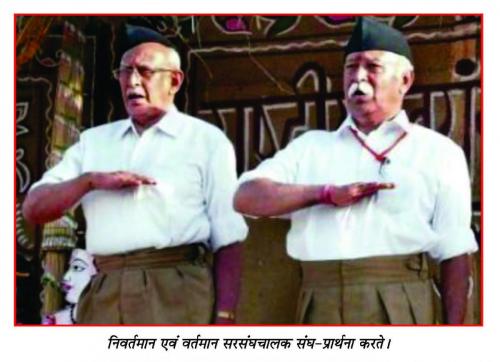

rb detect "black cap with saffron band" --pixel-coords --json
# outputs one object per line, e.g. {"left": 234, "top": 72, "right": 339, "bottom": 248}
{"left": 121, "top": 24, "right": 174, "bottom": 53}
{"left": 345, "top": 17, "right": 413, "bottom": 63}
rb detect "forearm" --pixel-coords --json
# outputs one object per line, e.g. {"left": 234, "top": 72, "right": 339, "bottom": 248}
{"left": 234, "top": 178, "right": 322, "bottom": 217}
{"left": 22, "top": 173, "right": 93, "bottom": 224}
{"left": 213, "top": 242, "right": 243, "bottom": 324}
{"left": 440, "top": 254, "right": 470, "bottom": 324}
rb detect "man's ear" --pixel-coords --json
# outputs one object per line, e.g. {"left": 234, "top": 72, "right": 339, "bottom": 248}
{"left": 170, "top": 70, "right": 184, "bottom": 95}
{"left": 400, "top": 70, "right": 415, "bottom": 96}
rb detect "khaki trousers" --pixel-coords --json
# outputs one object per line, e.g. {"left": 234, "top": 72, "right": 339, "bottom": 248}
{"left": 296, "top": 254, "right": 435, "bottom": 325}
{"left": 77, "top": 244, "right": 214, "bottom": 324}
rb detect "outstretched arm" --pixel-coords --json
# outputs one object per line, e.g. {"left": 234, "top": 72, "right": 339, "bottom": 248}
{"left": 23, "top": 171, "right": 156, "bottom": 224}
{"left": 234, "top": 178, "right": 394, "bottom": 217}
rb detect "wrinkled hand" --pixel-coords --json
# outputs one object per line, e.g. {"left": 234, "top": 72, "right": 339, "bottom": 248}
{"left": 322, "top": 182, "right": 395, "bottom": 207}
{"left": 89, "top": 171, "right": 156, "bottom": 190}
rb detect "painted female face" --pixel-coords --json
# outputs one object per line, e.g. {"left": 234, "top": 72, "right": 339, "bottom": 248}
{"left": 61, "top": 249, "right": 97, "bottom": 304}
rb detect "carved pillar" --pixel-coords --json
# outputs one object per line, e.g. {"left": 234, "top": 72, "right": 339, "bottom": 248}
{"left": 40, "top": 21, "right": 86, "bottom": 318}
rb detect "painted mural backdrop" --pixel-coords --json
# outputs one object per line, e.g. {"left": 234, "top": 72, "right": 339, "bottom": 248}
{"left": 16, "top": 19, "right": 87, "bottom": 322}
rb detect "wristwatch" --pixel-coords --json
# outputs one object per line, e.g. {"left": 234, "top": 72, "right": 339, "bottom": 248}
{"left": 216, "top": 310, "right": 235, "bottom": 320}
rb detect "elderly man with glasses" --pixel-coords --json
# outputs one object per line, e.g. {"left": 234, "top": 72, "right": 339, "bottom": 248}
{"left": 234, "top": 17, "right": 477, "bottom": 325}
{"left": 23, "top": 25, "right": 248, "bottom": 325}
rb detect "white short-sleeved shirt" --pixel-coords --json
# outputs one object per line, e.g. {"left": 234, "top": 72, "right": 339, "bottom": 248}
{"left": 32, "top": 107, "right": 248, "bottom": 255}
{"left": 239, "top": 111, "right": 477, "bottom": 262}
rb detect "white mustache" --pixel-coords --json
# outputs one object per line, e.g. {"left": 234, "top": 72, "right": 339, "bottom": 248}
{"left": 347, "top": 82, "right": 374, "bottom": 98}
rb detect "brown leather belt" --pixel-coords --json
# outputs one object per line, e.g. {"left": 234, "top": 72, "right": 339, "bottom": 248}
{"left": 300, "top": 253, "right": 429, "bottom": 286}
{"left": 94, "top": 243, "right": 209, "bottom": 272}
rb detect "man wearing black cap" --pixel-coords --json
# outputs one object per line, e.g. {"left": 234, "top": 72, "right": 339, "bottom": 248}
{"left": 234, "top": 17, "right": 477, "bottom": 324}
{"left": 23, "top": 25, "right": 248, "bottom": 324}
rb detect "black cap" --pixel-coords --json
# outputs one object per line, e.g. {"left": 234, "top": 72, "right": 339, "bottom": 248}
{"left": 121, "top": 24, "right": 174, "bottom": 54}
{"left": 345, "top": 17, "right": 413, "bottom": 63}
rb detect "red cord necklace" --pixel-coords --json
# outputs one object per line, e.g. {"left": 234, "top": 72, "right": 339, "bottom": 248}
{"left": 349, "top": 126, "right": 407, "bottom": 171}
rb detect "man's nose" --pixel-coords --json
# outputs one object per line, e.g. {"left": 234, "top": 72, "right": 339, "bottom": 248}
{"left": 126, "top": 68, "right": 142, "bottom": 85}
{"left": 353, "top": 66, "right": 368, "bottom": 82}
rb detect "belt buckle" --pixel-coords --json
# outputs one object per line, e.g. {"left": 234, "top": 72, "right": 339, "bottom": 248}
{"left": 405, "top": 253, "right": 428, "bottom": 279}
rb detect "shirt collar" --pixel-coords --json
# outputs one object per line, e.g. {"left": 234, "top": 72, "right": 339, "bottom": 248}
{"left": 155, "top": 105, "right": 183, "bottom": 137}
{"left": 115, "top": 119, "right": 134, "bottom": 139}
{"left": 117, "top": 105, "right": 183, "bottom": 139}
{"left": 338, "top": 110, "right": 412, "bottom": 136}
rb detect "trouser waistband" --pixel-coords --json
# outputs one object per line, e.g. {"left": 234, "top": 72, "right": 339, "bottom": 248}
{"left": 300, "top": 253, "right": 429, "bottom": 287}
{"left": 94, "top": 243, "right": 209, "bottom": 272}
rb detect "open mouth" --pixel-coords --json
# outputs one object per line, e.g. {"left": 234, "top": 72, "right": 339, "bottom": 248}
{"left": 353, "top": 89, "right": 366, "bottom": 96}
{"left": 127, "top": 93, "right": 145, "bottom": 100}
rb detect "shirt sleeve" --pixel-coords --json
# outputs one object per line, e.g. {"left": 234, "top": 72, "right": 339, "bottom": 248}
{"left": 238, "top": 132, "right": 309, "bottom": 185}
{"left": 29, "top": 140, "right": 84, "bottom": 191}
{"left": 428, "top": 143, "right": 478, "bottom": 262}
{"left": 204, "top": 137, "right": 248, "bottom": 251}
